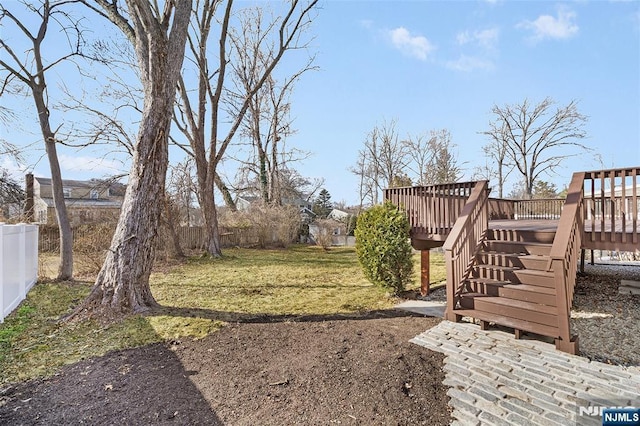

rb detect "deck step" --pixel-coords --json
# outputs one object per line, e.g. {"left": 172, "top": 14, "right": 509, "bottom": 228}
{"left": 483, "top": 240, "right": 552, "bottom": 256}
{"left": 499, "top": 284, "right": 557, "bottom": 306}
{"left": 513, "top": 269, "right": 555, "bottom": 287}
{"left": 478, "top": 252, "right": 550, "bottom": 271}
{"left": 473, "top": 265, "right": 520, "bottom": 282}
{"left": 468, "top": 296, "right": 558, "bottom": 327}
{"left": 453, "top": 309, "right": 560, "bottom": 339}
{"left": 464, "top": 278, "right": 510, "bottom": 295}
{"left": 487, "top": 228, "right": 556, "bottom": 244}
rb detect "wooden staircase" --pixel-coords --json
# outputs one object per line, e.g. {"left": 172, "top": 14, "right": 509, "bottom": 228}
{"left": 455, "top": 226, "right": 561, "bottom": 340}
{"left": 386, "top": 166, "right": 639, "bottom": 355}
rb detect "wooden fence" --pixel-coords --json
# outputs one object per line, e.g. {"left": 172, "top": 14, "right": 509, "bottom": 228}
{"left": 39, "top": 225, "right": 281, "bottom": 252}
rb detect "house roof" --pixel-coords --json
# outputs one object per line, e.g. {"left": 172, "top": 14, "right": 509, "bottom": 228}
{"left": 328, "top": 208, "right": 350, "bottom": 219}
{"left": 235, "top": 195, "right": 260, "bottom": 204}
{"left": 34, "top": 177, "right": 126, "bottom": 196}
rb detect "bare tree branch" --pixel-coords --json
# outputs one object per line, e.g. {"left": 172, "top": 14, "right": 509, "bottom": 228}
{"left": 483, "top": 97, "right": 588, "bottom": 199}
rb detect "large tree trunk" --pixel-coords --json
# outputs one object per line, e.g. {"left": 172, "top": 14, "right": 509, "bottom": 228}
{"left": 77, "top": 94, "right": 173, "bottom": 315}
{"left": 203, "top": 202, "right": 222, "bottom": 256}
{"left": 163, "top": 195, "right": 185, "bottom": 258}
{"left": 70, "top": 0, "right": 191, "bottom": 319}
{"left": 201, "top": 173, "right": 223, "bottom": 257}
{"left": 33, "top": 88, "right": 73, "bottom": 280}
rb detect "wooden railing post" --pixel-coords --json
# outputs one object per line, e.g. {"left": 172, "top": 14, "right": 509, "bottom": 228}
{"left": 444, "top": 245, "right": 459, "bottom": 322}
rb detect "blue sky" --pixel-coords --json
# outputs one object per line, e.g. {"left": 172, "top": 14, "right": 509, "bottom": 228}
{"left": 2, "top": 0, "right": 639, "bottom": 206}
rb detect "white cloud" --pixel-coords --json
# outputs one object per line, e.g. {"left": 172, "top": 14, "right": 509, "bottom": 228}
{"left": 456, "top": 28, "right": 499, "bottom": 50}
{"left": 387, "top": 27, "right": 435, "bottom": 61}
{"left": 58, "top": 154, "right": 124, "bottom": 174}
{"left": 518, "top": 7, "right": 579, "bottom": 42}
{"left": 445, "top": 55, "right": 495, "bottom": 72}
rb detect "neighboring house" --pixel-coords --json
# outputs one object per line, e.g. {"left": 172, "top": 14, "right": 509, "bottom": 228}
{"left": 584, "top": 184, "right": 640, "bottom": 220}
{"left": 32, "top": 176, "right": 125, "bottom": 226}
{"left": 308, "top": 218, "right": 355, "bottom": 247}
{"left": 327, "top": 208, "right": 350, "bottom": 221}
{"left": 235, "top": 195, "right": 261, "bottom": 212}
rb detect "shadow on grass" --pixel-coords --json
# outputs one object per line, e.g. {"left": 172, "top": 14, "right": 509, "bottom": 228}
{"left": 150, "top": 305, "right": 428, "bottom": 325}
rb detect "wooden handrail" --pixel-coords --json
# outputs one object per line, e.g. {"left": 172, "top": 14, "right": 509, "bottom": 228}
{"left": 443, "top": 180, "right": 489, "bottom": 321}
{"left": 549, "top": 173, "right": 585, "bottom": 261}
{"left": 548, "top": 172, "right": 585, "bottom": 352}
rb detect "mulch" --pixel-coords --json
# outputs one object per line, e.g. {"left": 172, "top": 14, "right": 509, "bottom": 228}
{"left": 0, "top": 312, "right": 451, "bottom": 425}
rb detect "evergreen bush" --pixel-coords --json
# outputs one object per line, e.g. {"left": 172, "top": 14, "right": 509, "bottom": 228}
{"left": 354, "top": 201, "right": 413, "bottom": 294}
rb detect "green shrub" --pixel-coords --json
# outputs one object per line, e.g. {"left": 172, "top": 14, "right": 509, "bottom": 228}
{"left": 354, "top": 201, "right": 413, "bottom": 294}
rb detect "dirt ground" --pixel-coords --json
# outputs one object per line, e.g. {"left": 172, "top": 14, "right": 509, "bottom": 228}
{"left": 0, "top": 312, "right": 451, "bottom": 425}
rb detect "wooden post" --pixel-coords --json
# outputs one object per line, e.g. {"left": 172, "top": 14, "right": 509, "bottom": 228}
{"left": 420, "top": 249, "right": 430, "bottom": 296}
{"left": 580, "top": 249, "right": 585, "bottom": 273}
{"left": 24, "top": 173, "right": 34, "bottom": 223}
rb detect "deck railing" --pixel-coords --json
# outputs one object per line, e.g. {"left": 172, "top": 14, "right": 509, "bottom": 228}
{"left": 582, "top": 167, "right": 639, "bottom": 251}
{"left": 442, "top": 180, "right": 489, "bottom": 321}
{"left": 548, "top": 173, "right": 585, "bottom": 353}
{"left": 488, "top": 198, "right": 565, "bottom": 220}
{"left": 514, "top": 199, "right": 564, "bottom": 220}
{"left": 385, "top": 182, "right": 476, "bottom": 239}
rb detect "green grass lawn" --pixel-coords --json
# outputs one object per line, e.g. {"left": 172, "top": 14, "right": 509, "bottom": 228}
{"left": 0, "top": 245, "right": 446, "bottom": 384}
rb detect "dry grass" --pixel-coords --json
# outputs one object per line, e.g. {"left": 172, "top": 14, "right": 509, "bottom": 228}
{"left": 151, "top": 246, "right": 395, "bottom": 316}
{"left": 1, "top": 245, "right": 446, "bottom": 385}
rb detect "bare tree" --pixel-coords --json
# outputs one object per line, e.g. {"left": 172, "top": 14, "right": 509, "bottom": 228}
{"left": 353, "top": 122, "right": 463, "bottom": 207}
{"left": 484, "top": 97, "right": 588, "bottom": 199}
{"left": 70, "top": 0, "right": 192, "bottom": 318}
{"left": 479, "top": 121, "right": 514, "bottom": 198}
{"left": 421, "top": 129, "right": 461, "bottom": 184}
{"left": 351, "top": 119, "right": 409, "bottom": 206}
{"left": 167, "top": 158, "right": 198, "bottom": 225}
{"left": 226, "top": 9, "right": 317, "bottom": 206}
{"left": 404, "top": 133, "right": 434, "bottom": 186}
{"left": 0, "top": 169, "right": 25, "bottom": 219}
{"left": 172, "top": 0, "right": 318, "bottom": 257}
{"left": 0, "top": 0, "right": 84, "bottom": 280}
{"left": 57, "top": 40, "right": 140, "bottom": 160}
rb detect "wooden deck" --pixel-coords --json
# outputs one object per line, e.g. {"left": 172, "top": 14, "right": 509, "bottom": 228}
{"left": 386, "top": 167, "right": 639, "bottom": 355}
{"left": 489, "top": 219, "right": 558, "bottom": 232}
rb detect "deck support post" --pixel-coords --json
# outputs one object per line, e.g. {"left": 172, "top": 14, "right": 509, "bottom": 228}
{"left": 555, "top": 336, "right": 579, "bottom": 355}
{"left": 479, "top": 320, "right": 489, "bottom": 331}
{"left": 580, "top": 249, "right": 585, "bottom": 273}
{"left": 420, "top": 250, "right": 430, "bottom": 296}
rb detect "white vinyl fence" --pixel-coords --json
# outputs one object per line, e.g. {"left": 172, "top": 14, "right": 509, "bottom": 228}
{"left": 0, "top": 224, "right": 38, "bottom": 322}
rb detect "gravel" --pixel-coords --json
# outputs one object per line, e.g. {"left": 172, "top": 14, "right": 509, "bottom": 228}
{"left": 572, "top": 263, "right": 640, "bottom": 366}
